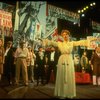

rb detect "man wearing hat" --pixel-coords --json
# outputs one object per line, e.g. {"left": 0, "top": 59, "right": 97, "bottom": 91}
{"left": 14, "top": 40, "right": 29, "bottom": 86}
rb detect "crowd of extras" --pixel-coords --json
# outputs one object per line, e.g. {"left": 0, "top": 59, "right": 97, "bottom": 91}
{"left": 0, "top": 38, "right": 100, "bottom": 86}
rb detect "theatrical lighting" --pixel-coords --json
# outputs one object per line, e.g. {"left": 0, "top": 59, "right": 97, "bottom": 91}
{"left": 78, "top": 10, "right": 81, "bottom": 13}
{"left": 73, "top": 22, "right": 77, "bottom": 25}
{"left": 83, "top": 8, "right": 86, "bottom": 11}
{"left": 86, "top": 6, "right": 89, "bottom": 9}
{"left": 93, "top": 2, "right": 96, "bottom": 5}
{"left": 90, "top": 3, "right": 93, "bottom": 6}
{"left": 81, "top": 10, "right": 84, "bottom": 13}
{"left": 90, "top": 2, "right": 96, "bottom": 6}
{"left": 81, "top": 14, "right": 85, "bottom": 17}
{"left": 77, "top": 2, "right": 96, "bottom": 15}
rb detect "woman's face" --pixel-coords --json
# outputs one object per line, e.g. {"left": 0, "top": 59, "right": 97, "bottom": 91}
{"left": 62, "top": 32, "right": 70, "bottom": 41}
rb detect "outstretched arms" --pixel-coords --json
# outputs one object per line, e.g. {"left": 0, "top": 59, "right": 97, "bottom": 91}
{"left": 73, "top": 37, "right": 98, "bottom": 47}
{"left": 42, "top": 39, "right": 58, "bottom": 47}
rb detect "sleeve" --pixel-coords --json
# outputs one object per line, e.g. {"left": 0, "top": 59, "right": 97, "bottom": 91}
{"left": 43, "top": 39, "right": 58, "bottom": 47}
{"left": 73, "top": 40, "right": 89, "bottom": 47}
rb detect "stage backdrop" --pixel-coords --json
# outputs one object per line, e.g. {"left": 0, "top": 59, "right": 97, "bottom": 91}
{"left": 13, "top": 1, "right": 46, "bottom": 47}
{"left": 13, "top": 1, "right": 80, "bottom": 47}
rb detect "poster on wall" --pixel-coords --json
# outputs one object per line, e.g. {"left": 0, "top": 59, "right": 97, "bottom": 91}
{"left": 93, "top": 33, "right": 100, "bottom": 45}
{"left": 13, "top": 1, "right": 46, "bottom": 47}
{"left": 34, "top": 23, "right": 42, "bottom": 40}
{"left": 46, "top": 4, "right": 58, "bottom": 38}
{"left": 0, "top": 10, "right": 12, "bottom": 36}
{"left": 87, "top": 36, "right": 98, "bottom": 50}
{"left": 0, "top": 10, "right": 12, "bottom": 43}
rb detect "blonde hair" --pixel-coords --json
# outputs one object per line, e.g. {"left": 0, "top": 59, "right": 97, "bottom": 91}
{"left": 61, "top": 30, "right": 70, "bottom": 36}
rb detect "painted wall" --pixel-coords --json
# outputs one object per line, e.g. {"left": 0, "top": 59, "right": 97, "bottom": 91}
{"left": 13, "top": 1, "right": 46, "bottom": 47}
{"left": 13, "top": 1, "right": 80, "bottom": 47}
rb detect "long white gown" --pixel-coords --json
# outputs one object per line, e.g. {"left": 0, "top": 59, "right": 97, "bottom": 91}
{"left": 47, "top": 40, "right": 88, "bottom": 98}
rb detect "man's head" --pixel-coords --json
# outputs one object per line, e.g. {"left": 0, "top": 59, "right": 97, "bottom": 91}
{"left": 19, "top": 40, "right": 26, "bottom": 48}
{"left": 7, "top": 41, "right": 13, "bottom": 47}
{"left": 50, "top": 46, "right": 55, "bottom": 52}
{"left": 38, "top": 46, "right": 43, "bottom": 52}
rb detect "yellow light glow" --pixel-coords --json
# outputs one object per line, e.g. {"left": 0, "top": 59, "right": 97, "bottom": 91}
{"left": 83, "top": 8, "right": 86, "bottom": 10}
{"left": 81, "top": 10, "right": 84, "bottom": 12}
{"left": 90, "top": 3, "right": 93, "bottom": 6}
{"left": 93, "top": 2, "right": 96, "bottom": 5}
{"left": 86, "top": 6, "right": 89, "bottom": 9}
{"left": 78, "top": 10, "right": 81, "bottom": 13}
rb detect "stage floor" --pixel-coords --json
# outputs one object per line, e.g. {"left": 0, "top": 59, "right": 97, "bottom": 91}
{"left": 0, "top": 81, "right": 100, "bottom": 99}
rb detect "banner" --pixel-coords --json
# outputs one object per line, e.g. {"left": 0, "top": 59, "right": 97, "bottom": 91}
{"left": 46, "top": 4, "right": 80, "bottom": 39}
{"left": 0, "top": 10, "right": 12, "bottom": 28}
{"left": 0, "top": 10, "right": 12, "bottom": 39}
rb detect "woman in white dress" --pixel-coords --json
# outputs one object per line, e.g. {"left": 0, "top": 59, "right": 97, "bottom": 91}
{"left": 43, "top": 30, "right": 97, "bottom": 99}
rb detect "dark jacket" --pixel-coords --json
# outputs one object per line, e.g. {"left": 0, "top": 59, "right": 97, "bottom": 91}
{"left": 91, "top": 52, "right": 100, "bottom": 76}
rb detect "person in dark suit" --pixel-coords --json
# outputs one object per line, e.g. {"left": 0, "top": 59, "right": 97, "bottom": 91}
{"left": 46, "top": 46, "right": 60, "bottom": 84}
{"left": 91, "top": 45, "right": 100, "bottom": 85}
{"left": 35, "top": 47, "right": 46, "bottom": 86}
{"left": 4, "top": 41, "right": 15, "bottom": 85}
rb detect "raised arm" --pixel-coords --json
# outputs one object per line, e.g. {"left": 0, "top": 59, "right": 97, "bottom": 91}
{"left": 73, "top": 40, "right": 89, "bottom": 47}
{"left": 73, "top": 37, "right": 98, "bottom": 47}
{"left": 43, "top": 39, "right": 58, "bottom": 47}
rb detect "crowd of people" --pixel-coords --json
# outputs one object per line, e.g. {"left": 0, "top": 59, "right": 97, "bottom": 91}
{"left": 0, "top": 38, "right": 60, "bottom": 87}
{"left": 0, "top": 29, "right": 99, "bottom": 99}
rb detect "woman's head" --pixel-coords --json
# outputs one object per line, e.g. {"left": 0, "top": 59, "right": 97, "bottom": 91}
{"left": 61, "top": 30, "right": 70, "bottom": 41}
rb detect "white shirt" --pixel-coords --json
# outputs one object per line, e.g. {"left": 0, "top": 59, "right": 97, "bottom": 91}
{"left": 4, "top": 48, "right": 10, "bottom": 56}
{"left": 50, "top": 51, "right": 55, "bottom": 61}
{"left": 15, "top": 47, "right": 29, "bottom": 58}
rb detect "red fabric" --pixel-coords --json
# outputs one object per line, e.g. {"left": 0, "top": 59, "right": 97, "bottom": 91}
{"left": 75, "top": 72, "right": 91, "bottom": 83}
{"left": 49, "top": 71, "right": 55, "bottom": 83}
